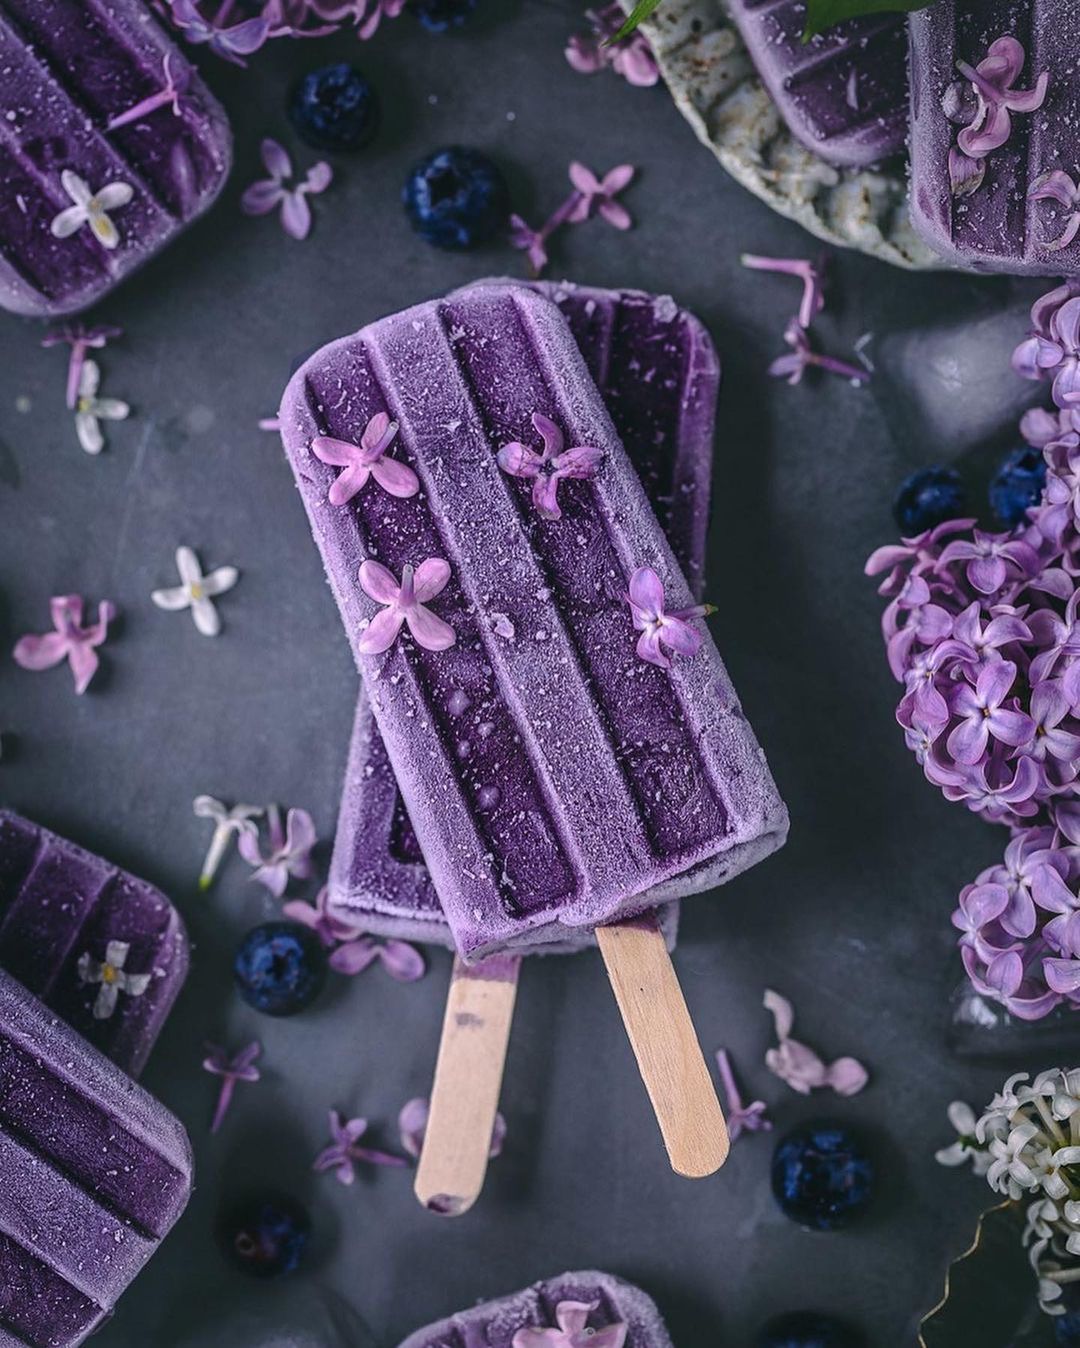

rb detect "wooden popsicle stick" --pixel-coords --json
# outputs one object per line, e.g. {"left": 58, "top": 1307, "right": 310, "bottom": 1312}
{"left": 414, "top": 953, "right": 522, "bottom": 1216}
{"left": 597, "top": 917, "right": 729, "bottom": 1178}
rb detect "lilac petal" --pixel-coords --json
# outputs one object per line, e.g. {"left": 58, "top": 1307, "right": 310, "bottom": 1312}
{"left": 360, "top": 410, "right": 395, "bottom": 453}
{"left": 567, "top": 161, "right": 601, "bottom": 197}
{"left": 532, "top": 473, "right": 562, "bottom": 520}
{"left": 358, "top": 607, "right": 405, "bottom": 655}
{"left": 991, "top": 709, "right": 1036, "bottom": 747}
{"left": 824, "top": 1056, "right": 868, "bottom": 1096}
{"left": 497, "top": 442, "right": 542, "bottom": 478}
{"left": 768, "top": 352, "right": 805, "bottom": 384}
{"left": 1031, "top": 864, "right": 1077, "bottom": 915}
{"left": 1007, "top": 71, "right": 1050, "bottom": 114}
{"left": 398, "top": 1098, "right": 428, "bottom": 1158}
{"left": 1054, "top": 298, "right": 1080, "bottom": 351}
{"left": 628, "top": 566, "right": 664, "bottom": 616}
{"left": 962, "top": 882, "right": 1011, "bottom": 928}
{"left": 240, "top": 180, "right": 283, "bottom": 216}
{"left": 358, "top": 560, "right": 401, "bottom": 604}
{"left": 1045, "top": 958, "right": 1080, "bottom": 995}
{"left": 377, "top": 940, "right": 426, "bottom": 982}
{"left": 985, "top": 950, "right": 1024, "bottom": 997}
{"left": 329, "top": 939, "right": 380, "bottom": 975}
{"left": 327, "top": 463, "right": 369, "bottom": 506}
{"left": 12, "top": 632, "right": 69, "bottom": 672}
{"left": 554, "top": 446, "right": 604, "bottom": 478}
{"left": 304, "top": 161, "right": 333, "bottom": 194}
{"left": 531, "top": 413, "right": 564, "bottom": 460}
{"left": 947, "top": 715, "right": 990, "bottom": 766}
{"left": 636, "top": 628, "right": 669, "bottom": 669}
{"left": 280, "top": 190, "right": 312, "bottom": 241}
{"left": 1029, "top": 170, "right": 1080, "bottom": 208}
{"left": 370, "top": 456, "right": 420, "bottom": 498}
{"left": 1046, "top": 214, "right": 1080, "bottom": 253}
{"left": 285, "top": 808, "right": 316, "bottom": 859}
{"left": 405, "top": 604, "right": 456, "bottom": 652}
{"left": 968, "top": 554, "right": 1007, "bottom": 593}
{"left": 763, "top": 987, "right": 795, "bottom": 1039}
{"left": 66, "top": 643, "right": 100, "bottom": 696}
{"left": 1001, "top": 888, "right": 1037, "bottom": 940}
{"left": 659, "top": 615, "right": 702, "bottom": 659}
{"left": 599, "top": 200, "right": 632, "bottom": 230}
{"left": 261, "top": 138, "right": 292, "bottom": 181}
{"left": 949, "top": 148, "right": 985, "bottom": 197}
{"left": 312, "top": 436, "right": 359, "bottom": 467}
{"left": 565, "top": 38, "right": 606, "bottom": 74}
{"left": 978, "top": 657, "right": 1017, "bottom": 707}
{"left": 412, "top": 558, "right": 451, "bottom": 603}
{"left": 219, "top": 16, "right": 272, "bottom": 55}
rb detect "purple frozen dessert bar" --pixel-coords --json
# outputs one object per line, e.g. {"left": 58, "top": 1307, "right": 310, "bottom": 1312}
{"left": 397, "top": 1270, "right": 673, "bottom": 1348}
{"left": 0, "top": 0, "right": 232, "bottom": 317}
{"left": 0, "top": 968, "right": 192, "bottom": 1348}
{"left": 279, "top": 283, "right": 787, "bottom": 961}
{"left": 908, "top": 3, "right": 1079, "bottom": 275}
{"left": 727, "top": 0, "right": 908, "bottom": 168}
{"left": 0, "top": 810, "right": 188, "bottom": 1077}
{"left": 330, "top": 281, "right": 718, "bottom": 951}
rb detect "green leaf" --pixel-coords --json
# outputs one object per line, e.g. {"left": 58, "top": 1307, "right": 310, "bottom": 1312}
{"left": 802, "top": 0, "right": 928, "bottom": 41}
{"left": 607, "top": 0, "right": 664, "bottom": 44}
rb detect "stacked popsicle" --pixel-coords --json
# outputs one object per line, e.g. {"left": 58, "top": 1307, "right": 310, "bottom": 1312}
{"left": 279, "top": 281, "right": 787, "bottom": 1202}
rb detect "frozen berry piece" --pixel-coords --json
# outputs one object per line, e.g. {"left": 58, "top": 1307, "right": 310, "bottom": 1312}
{"left": 402, "top": 146, "right": 509, "bottom": 250}
{"left": 290, "top": 64, "right": 379, "bottom": 152}
{"left": 771, "top": 1122, "right": 874, "bottom": 1231}
{"left": 757, "top": 1311, "right": 863, "bottom": 1348}
{"left": 410, "top": 0, "right": 477, "bottom": 31}
{"left": 219, "top": 1193, "right": 310, "bottom": 1278}
{"left": 989, "top": 446, "right": 1047, "bottom": 529}
{"left": 233, "top": 921, "right": 327, "bottom": 1017}
{"left": 892, "top": 466, "right": 966, "bottom": 537}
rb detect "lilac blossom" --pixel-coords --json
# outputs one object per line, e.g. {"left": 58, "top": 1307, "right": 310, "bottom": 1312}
{"left": 946, "top": 660, "right": 1034, "bottom": 765}
{"left": 565, "top": 5, "right": 659, "bottom": 88}
{"left": 203, "top": 1041, "right": 261, "bottom": 1133}
{"left": 496, "top": 412, "right": 603, "bottom": 520}
{"left": 398, "top": 1096, "right": 505, "bottom": 1161}
{"left": 767, "top": 318, "right": 869, "bottom": 387}
{"left": 13, "top": 595, "right": 116, "bottom": 695}
{"left": 762, "top": 989, "right": 868, "bottom": 1096}
{"left": 313, "top": 1110, "right": 408, "bottom": 1185}
{"left": 168, "top": 0, "right": 273, "bottom": 65}
{"left": 938, "top": 529, "right": 1040, "bottom": 594}
{"left": 1030, "top": 170, "right": 1080, "bottom": 254}
{"left": 312, "top": 412, "right": 418, "bottom": 505}
{"left": 41, "top": 323, "right": 122, "bottom": 410}
{"left": 106, "top": 54, "right": 193, "bottom": 130}
{"left": 624, "top": 567, "right": 714, "bottom": 670}
{"left": 513, "top": 1303, "right": 627, "bottom": 1348}
{"left": 237, "top": 804, "right": 316, "bottom": 897}
{"left": 241, "top": 139, "right": 332, "bottom": 241}
{"left": 356, "top": 559, "right": 455, "bottom": 655}
{"left": 509, "top": 161, "right": 636, "bottom": 278}
{"left": 945, "top": 35, "right": 1048, "bottom": 197}
{"left": 714, "top": 1049, "right": 771, "bottom": 1143}
{"left": 741, "top": 253, "right": 825, "bottom": 330}
{"left": 283, "top": 887, "right": 425, "bottom": 981}
{"left": 1013, "top": 284, "right": 1080, "bottom": 408}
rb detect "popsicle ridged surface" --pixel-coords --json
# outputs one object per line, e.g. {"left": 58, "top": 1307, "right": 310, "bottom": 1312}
{"left": 280, "top": 285, "right": 787, "bottom": 960}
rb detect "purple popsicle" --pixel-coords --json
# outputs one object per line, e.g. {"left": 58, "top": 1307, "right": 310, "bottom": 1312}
{"left": 908, "top": 3, "right": 1078, "bottom": 274}
{"left": 397, "top": 1270, "right": 674, "bottom": 1348}
{"left": 0, "top": 810, "right": 188, "bottom": 1077}
{"left": 329, "top": 280, "right": 717, "bottom": 952}
{"left": 0, "top": 0, "right": 231, "bottom": 317}
{"left": 0, "top": 967, "right": 192, "bottom": 1348}
{"left": 279, "top": 282, "right": 787, "bottom": 961}
{"left": 727, "top": 0, "right": 908, "bottom": 169}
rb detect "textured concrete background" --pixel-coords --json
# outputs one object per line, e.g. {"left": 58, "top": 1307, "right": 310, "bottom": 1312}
{"left": 0, "top": 3, "right": 1057, "bottom": 1344}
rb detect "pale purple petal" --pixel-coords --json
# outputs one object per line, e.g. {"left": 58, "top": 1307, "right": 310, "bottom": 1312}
{"left": 405, "top": 604, "right": 456, "bottom": 651}
{"left": 358, "top": 606, "right": 405, "bottom": 655}
{"left": 240, "top": 179, "right": 284, "bottom": 216}
{"left": 412, "top": 558, "right": 451, "bottom": 603}
{"left": 369, "top": 456, "right": 420, "bottom": 499}
{"left": 280, "top": 190, "right": 312, "bottom": 241}
{"left": 261, "top": 137, "right": 292, "bottom": 181}
{"left": 358, "top": 560, "right": 401, "bottom": 604}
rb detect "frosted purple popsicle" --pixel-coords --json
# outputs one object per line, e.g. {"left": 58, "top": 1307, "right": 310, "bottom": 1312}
{"left": 397, "top": 1270, "right": 673, "bottom": 1348}
{"left": 909, "top": 3, "right": 1079, "bottom": 274}
{"left": 279, "top": 283, "right": 787, "bottom": 962}
{"left": 0, "top": 967, "right": 192, "bottom": 1348}
{"left": 329, "top": 281, "right": 718, "bottom": 952}
{"left": 0, "top": 810, "right": 188, "bottom": 1076}
{"left": 0, "top": 0, "right": 232, "bottom": 317}
{"left": 727, "top": 0, "right": 908, "bottom": 168}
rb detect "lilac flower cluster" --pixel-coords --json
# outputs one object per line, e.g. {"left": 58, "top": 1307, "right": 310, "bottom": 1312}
{"left": 867, "top": 282, "right": 1080, "bottom": 1022}
{"left": 158, "top": 0, "right": 403, "bottom": 65}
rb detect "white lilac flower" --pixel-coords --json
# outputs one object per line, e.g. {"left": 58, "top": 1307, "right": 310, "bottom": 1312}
{"left": 50, "top": 170, "right": 134, "bottom": 250}
{"left": 74, "top": 359, "right": 129, "bottom": 455}
{"left": 935, "top": 1101, "right": 992, "bottom": 1175}
{"left": 193, "top": 796, "right": 262, "bottom": 891}
{"left": 151, "top": 546, "right": 239, "bottom": 636}
{"left": 77, "top": 940, "right": 151, "bottom": 1020}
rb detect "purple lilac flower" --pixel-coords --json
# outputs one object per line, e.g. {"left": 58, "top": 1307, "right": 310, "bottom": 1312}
{"left": 107, "top": 54, "right": 193, "bottom": 130}
{"left": 356, "top": 559, "right": 455, "bottom": 655}
{"left": 714, "top": 1049, "right": 771, "bottom": 1143}
{"left": 767, "top": 319, "right": 869, "bottom": 387}
{"left": 313, "top": 1110, "right": 408, "bottom": 1184}
{"left": 41, "top": 323, "right": 122, "bottom": 410}
{"left": 1029, "top": 170, "right": 1080, "bottom": 254}
{"left": 741, "top": 253, "right": 826, "bottom": 330}
{"left": 13, "top": 596, "right": 116, "bottom": 695}
{"left": 203, "top": 1041, "right": 261, "bottom": 1133}
{"left": 762, "top": 989, "right": 868, "bottom": 1096}
{"left": 1012, "top": 283, "right": 1080, "bottom": 408}
{"left": 312, "top": 412, "right": 418, "bottom": 505}
{"left": 241, "top": 138, "right": 332, "bottom": 241}
{"left": 509, "top": 161, "right": 636, "bottom": 278}
{"left": 496, "top": 412, "right": 603, "bottom": 520}
{"left": 513, "top": 1304, "right": 627, "bottom": 1348}
{"left": 283, "top": 887, "right": 425, "bottom": 981}
{"left": 565, "top": 4, "right": 659, "bottom": 88}
{"left": 945, "top": 35, "right": 1048, "bottom": 197}
{"left": 624, "top": 567, "right": 714, "bottom": 670}
{"left": 168, "top": 0, "right": 273, "bottom": 65}
{"left": 237, "top": 804, "right": 316, "bottom": 897}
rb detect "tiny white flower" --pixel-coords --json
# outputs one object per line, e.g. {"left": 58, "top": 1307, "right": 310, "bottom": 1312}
{"left": 987, "top": 1120, "right": 1043, "bottom": 1198}
{"left": 74, "top": 359, "right": 129, "bottom": 455}
{"left": 193, "top": 795, "right": 262, "bottom": 891}
{"left": 77, "top": 939, "right": 151, "bottom": 1020}
{"left": 50, "top": 170, "right": 134, "bottom": 250}
{"left": 152, "top": 546, "right": 239, "bottom": 636}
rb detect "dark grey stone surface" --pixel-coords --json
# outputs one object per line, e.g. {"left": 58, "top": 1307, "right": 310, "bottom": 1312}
{"left": 0, "top": 4, "right": 1060, "bottom": 1345}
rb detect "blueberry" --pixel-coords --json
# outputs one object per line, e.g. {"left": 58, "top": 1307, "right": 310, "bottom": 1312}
{"left": 289, "top": 64, "right": 378, "bottom": 152}
{"left": 989, "top": 445, "right": 1047, "bottom": 529}
{"left": 233, "top": 921, "right": 327, "bottom": 1017}
{"left": 402, "top": 146, "right": 509, "bottom": 250}
{"left": 892, "top": 466, "right": 966, "bottom": 537}
{"left": 219, "top": 1192, "right": 310, "bottom": 1278}
{"left": 1056, "top": 1310, "right": 1080, "bottom": 1346}
{"left": 757, "top": 1312, "right": 863, "bottom": 1348}
{"left": 409, "top": 0, "right": 477, "bottom": 31}
{"left": 771, "top": 1122, "right": 874, "bottom": 1230}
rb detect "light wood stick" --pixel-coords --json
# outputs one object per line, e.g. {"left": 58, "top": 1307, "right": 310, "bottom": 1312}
{"left": 597, "top": 917, "right": 729, "bottom": 1178}
{"left": 414, "top": 953, "right": 521, "bottom": 1216}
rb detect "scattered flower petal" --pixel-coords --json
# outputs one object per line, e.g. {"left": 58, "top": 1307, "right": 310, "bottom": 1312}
{"left": 496, "top": 412, "right": 603, "bottom": 520}
{"left": 312, "top": 412, "right": 418, "bottom": 505}
{"left": 357, "top": 558, "right": 455, "bottom": 655}
{"left": 193, "top": 796, "right": 262, "bottom": 890}
{"left": 624, "top": 566, "right": 713, "bottom": 670}
{"left": 203, "top": 1041, "right": 262, "bottom": 1133}
{"left": 13, "top": 595, "right": 116, "bottom": 695}
{"left": 741, "top": 253, "right": 826, "bottom": 330}
{"left": 313, "top": 1109, "right": 409, "bottom": 1185}
{"left": 73, "top": 359, "right": 129, "bottom": 455}
{"left": 714, "top": 1049, "right": 771, "bottom": 1143}
{"left": 238, "top": 804, "right": 316, "bottom": 898}
{"left": 241, "top": 137, "right": 332, "bottom": 240}
{"left": 763, "top": 989, "right": 868, "bottom": 1096}
{"left": 77, "top": 940, "right": 150, "bottom": 1020}
{"left": 151, "top": 545, "right": 239, "bottom": 636}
